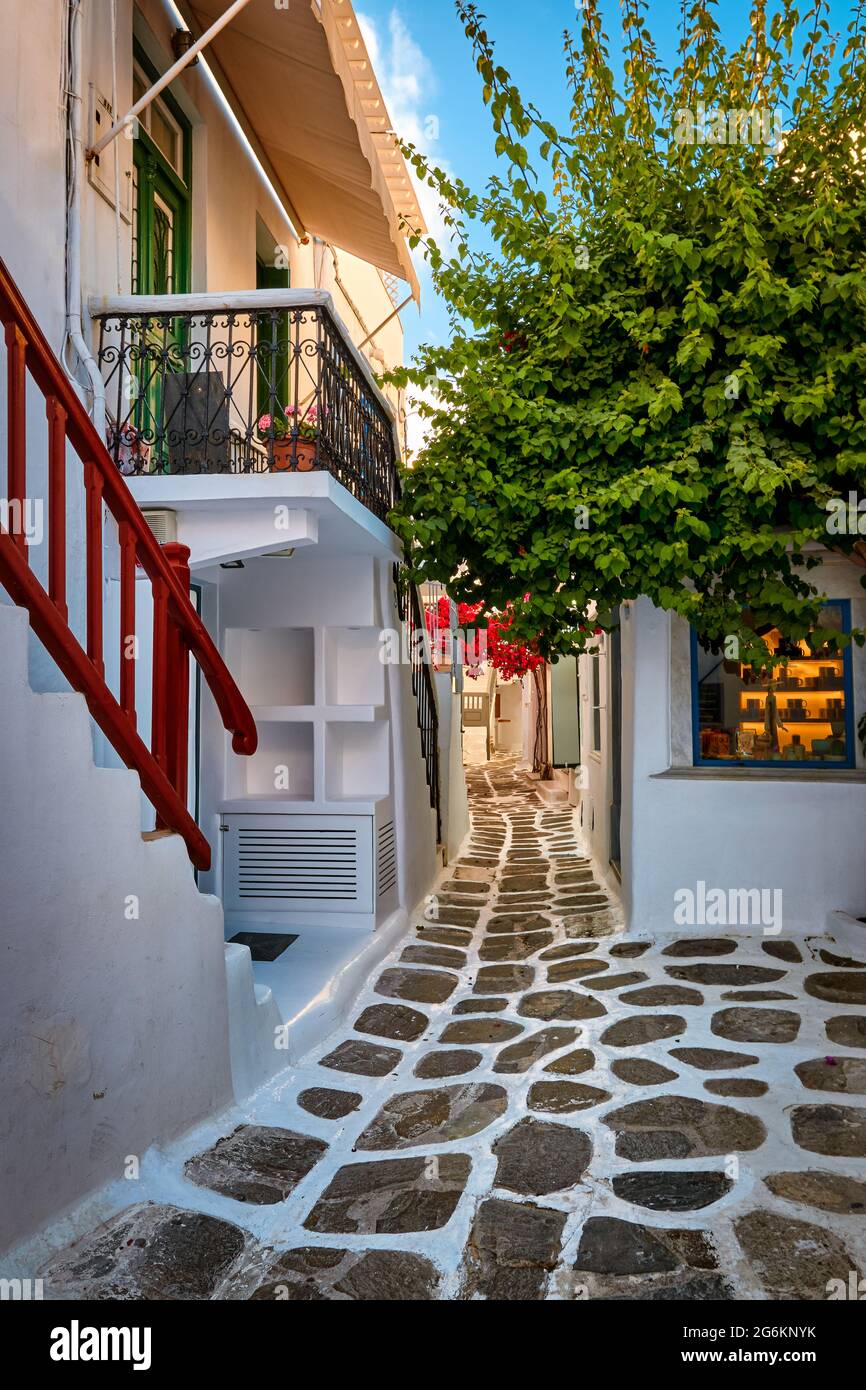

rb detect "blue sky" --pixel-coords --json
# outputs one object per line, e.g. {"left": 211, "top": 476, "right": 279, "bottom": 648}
{"left": 357, "top": 1, "right": 857, "bottom": 359}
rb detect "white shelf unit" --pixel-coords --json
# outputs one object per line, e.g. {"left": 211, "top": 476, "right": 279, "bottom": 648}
{"left": 219, "top": 620, "right": 396, "bottom": 926}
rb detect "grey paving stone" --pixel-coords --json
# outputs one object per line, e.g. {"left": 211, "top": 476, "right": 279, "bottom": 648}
{"left": 763, "top": 1170, "right": 866, "bottom": 1214}
{"left": 612, "top": 1058, "right": 679, "bottom": 1086}
{"left": 667, "top": 964, "right": 786, "bottom": 986}
{"left": 320, "top": 1039, "right": 402, "bottom": 1077}
{"left": 735, "top": 1209, "right": 856, "bottom": 1300}
{"left": 493, "top": 1026, "right": 579, "bottom": 1074}
{"left": 711, "top": 1007, "right": 801, "bottom": 1044}
{"left": 791, "top": 1104, "right": 866, "bottom": 1157}
{"left": 603, "top": 1095, "right": 766, "bottom": 1159}
{"left": 600, "top": 1015, "right": 685, "bottom": 1047}
{"left": 492, "top": 1117, "right": 592, "bottom": 1195}
{"left": 303, "top": 1154, "right": 471, "bottom": 1234}
{"left": 355, "top": 1083, "right": 508, "bottom": 1150}
{"left": 612, "top": 1171, "right": 734, "bottom": 1212}
{"left": 473, "top": 964, "right": 535, "bottom": 994}
{"left": 518, "top": 989, "right": 607, "bottom": 1021}
{"left": 375, "top": 967, "right": 459, "bottom": 1005}
{"left": 805, "top": 971, "right": 866, "bottom": 1004}
{"left": 184, "top": 1126, "right": 327, "bottom": 1205}
{"left": 826, "top": 1015, "right": 866, "bottom": 1049}
{"left": 414, "top": 1049, "right": 482, "bottom": 1079}
{"left": 401, "top": 943, "right": 467, "bottom": 969}
{"left": 297, "top": 1088, "right": 362, "bottom": 1120}
{"left": 440, "top": 1017, "right": 523, "bottom": 1044}
{"left": 527, "top": 1080, "right": 610, "bottom": 1114}
{"left": 248, "top": 1247, "right": 441, "bottom": 1301}
{"left": 354, "top": 1003, "right": 428, "bottom": 1042}
{"left": 40, "top": 1204, "right": 247, "bottom": 1300}
{"left": 459, "top": 1198, "right": 567, "bottom": 1300}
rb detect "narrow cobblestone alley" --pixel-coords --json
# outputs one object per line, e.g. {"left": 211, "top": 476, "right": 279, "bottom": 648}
{"left": 41, "top": 757, "right": 866, "bottom": 1301}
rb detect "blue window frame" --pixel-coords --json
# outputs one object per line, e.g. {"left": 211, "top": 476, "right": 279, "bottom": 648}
{"left": 691, "top": 600, "right": 855, "bottom": 770}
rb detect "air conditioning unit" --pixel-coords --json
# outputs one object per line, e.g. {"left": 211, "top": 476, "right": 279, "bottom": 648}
{"left": 141, "top": 509, "right": 178, "bottom": 545}
{"left": 222, "top": 805, "right": 398, "bottom": 927}
{"left": 223, "top": 814, "right": 374, "bottom": 915}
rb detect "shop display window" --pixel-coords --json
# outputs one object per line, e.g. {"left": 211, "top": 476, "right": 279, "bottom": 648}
{"left": 691, "top": 601, "right": 855, "bottom": 768}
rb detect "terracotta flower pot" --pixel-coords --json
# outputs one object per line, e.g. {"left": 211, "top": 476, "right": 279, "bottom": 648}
{"left": 271, "top": 439, "right": 293, "bottom": 471}
{"left": 270, "top": 437, "right": 318, "bottom": 472}
{"left": 293, "top": 437, "right": 318, "bottom": 472}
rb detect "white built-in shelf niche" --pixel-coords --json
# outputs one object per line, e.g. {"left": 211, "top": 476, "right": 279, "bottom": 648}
{"left": 325, "top": 627, "right": 386, "bottom": 706}
{"left": 222, "top": 624, "right": 391, "bottom": 806}
{"left": 238, "top": 722, "right": 315, "bottom": 799}
{"left": 325, "top": 721, "right": 390, "bottom": 800}
{"left": 224, "top": 627, "right": 314, "bottom": 707}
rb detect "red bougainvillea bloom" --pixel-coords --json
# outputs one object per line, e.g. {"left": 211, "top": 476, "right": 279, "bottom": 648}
{"left": 488, "top": 611, "right": 544, "bottom": 681}
{"left": 424, "top": 598, "right": 541, "bottom": 682}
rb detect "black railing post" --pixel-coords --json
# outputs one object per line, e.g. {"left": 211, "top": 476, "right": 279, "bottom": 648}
{"left": 393, "top": 564, "right": 442, "bottom": 843}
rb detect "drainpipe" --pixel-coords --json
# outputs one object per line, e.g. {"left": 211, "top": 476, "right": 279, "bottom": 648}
{"left": 87, "top": 0, "right": 255, "bottom": 160}
{"left": 65, "top": 0, "right": 106, "bottom": 438}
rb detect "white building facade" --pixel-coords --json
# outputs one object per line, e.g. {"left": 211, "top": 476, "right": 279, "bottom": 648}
{"left": 573, "top": 553, "right": 866, "bottom": 937}
{"left": 0, "top": 0, "right": 455, "bottom": 1254}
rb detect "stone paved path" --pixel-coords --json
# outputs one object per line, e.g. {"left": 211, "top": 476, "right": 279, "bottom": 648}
{"left": 40, "top": 757, "right": 866, "bottom": 1300}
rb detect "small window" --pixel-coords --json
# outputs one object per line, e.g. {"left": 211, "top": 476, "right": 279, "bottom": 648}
{"left": 132, "top": 61, "right": 186, "bottom": 180}
{"left": 692, "top": 602, "right": 855, "bottom": 768}
{"left": 150, "top": 102, "right": 180, "bottom": 173}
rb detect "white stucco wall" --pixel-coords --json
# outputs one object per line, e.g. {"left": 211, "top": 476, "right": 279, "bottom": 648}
{"left": 0, "top": 605, "right": 233, "bottom": 1254}
{"left": 0, "top": 0, "right": 67, "bottom": 340}
{"left": 0, "top": 0, "right": 89, "bottom": 692}
{"left": 435, "top": 672, "right": 470, "bottom": 861}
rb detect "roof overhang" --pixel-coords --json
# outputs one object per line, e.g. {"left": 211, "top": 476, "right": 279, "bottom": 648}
{"left": 175, "top": 0, "right": 425, "bottom": 298}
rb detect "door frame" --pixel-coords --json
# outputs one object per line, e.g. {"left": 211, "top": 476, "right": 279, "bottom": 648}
{"left": 609, "top": 615, "right": 623, "bottom": 877}
{"left": 131, "top": 43, "right": 192, "bottom": 296}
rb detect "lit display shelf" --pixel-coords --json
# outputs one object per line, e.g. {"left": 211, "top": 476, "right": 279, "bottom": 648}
{"left": 692, "top": 604, "right": 855, "bottom": 768}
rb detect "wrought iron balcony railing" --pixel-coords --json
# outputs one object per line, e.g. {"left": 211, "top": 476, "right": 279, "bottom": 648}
{"left": 90, "top": 290, "right": 401, "bottom": 521}
{"left": 395, "top": 565, "right": 441, "bottom": 843}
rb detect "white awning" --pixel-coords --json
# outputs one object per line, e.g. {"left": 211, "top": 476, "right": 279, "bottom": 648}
{"left": 176, "top": 0, "right": 426, "bottom": 297}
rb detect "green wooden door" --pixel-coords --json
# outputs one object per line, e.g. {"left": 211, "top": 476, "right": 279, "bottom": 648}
{"left": 130, "top": 60, "right": 191, "bottom": 470}
{"left": 256, "top": 256, "right": 291, "bottom": 426}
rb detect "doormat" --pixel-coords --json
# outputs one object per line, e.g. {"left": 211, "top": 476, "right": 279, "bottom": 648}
{"left": 229, "top": 932, "right": 299, "bottom": 962}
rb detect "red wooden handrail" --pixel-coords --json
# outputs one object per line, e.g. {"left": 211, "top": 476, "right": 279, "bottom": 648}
{"left": 0, "top": 257, "right": 257, "bottom": 871}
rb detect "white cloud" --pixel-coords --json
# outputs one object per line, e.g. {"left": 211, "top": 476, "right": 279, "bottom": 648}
{"left": 405, "top": 381, "right": 440, "bottom": 460}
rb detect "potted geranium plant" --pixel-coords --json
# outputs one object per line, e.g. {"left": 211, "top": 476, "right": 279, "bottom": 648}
{"left": 285, "top": 405, "right": 319, "bottom": 471}
{"left": 256, "top": 406, "right": 319, "bottom": 472}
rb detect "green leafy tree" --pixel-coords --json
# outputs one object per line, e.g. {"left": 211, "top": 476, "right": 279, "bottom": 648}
{"left": 389, "top": 0, "right": 866, "bottom": 664}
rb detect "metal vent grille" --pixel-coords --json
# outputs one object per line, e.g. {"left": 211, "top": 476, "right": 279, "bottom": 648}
{"left": 237, "top": 825, "right": 358, "bottom": 901}
{"left": 140, "top": 508, "right": 178, "bottom": 545}
{"left": 377, "top": 820, "right": 397, "bottom": 899}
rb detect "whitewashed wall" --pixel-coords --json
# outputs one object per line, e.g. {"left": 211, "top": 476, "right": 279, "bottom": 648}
{"left": 435, "top": 671, "right": 470, "bottom": 860}
{"left": 0, "top": 605, "right": 233, "bottom": 1254}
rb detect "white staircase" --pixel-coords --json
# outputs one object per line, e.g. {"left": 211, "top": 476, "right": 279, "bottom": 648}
{"left": 0, "top": 603, "right": 275, "bottom": 1254}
